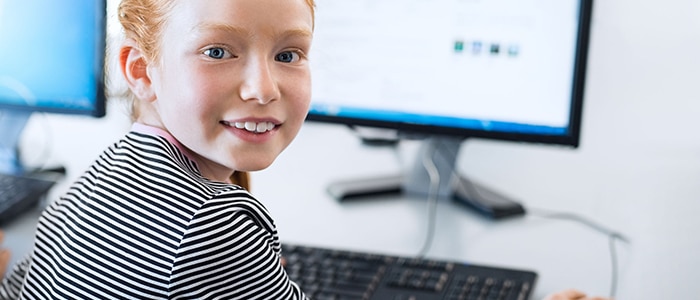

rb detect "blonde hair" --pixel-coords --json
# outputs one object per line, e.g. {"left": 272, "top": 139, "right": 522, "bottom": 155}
{"left": 117, "top": 0, "right": 315, "bottom": 189}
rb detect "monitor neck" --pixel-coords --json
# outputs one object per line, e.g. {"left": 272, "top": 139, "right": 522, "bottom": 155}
{"left": 0, "top": 109, "right": 32, "bottom": 174}
{"left": 403, "top": 136, "right": 464, "bottom": 198}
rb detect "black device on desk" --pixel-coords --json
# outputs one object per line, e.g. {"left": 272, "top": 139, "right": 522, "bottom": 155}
{"left": 284, "top": 244, "right": 537, "bottom": 300}
{"left": 0, "top": 173, "right": 54, "bottom": 225}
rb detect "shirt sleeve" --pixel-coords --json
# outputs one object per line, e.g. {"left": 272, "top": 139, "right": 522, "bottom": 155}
{"left": 0, "top": 254, "right": 31, "bottom": 300}
{"left": 168, "top": 197, "right": 307, "bottom": 300}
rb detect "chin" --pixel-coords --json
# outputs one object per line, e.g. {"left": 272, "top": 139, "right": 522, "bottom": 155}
{"left": 235, "top": 159, "right": 276, "bottom": 172}
{"left": 228, "top": 147, "right": 284, "bottom": 172}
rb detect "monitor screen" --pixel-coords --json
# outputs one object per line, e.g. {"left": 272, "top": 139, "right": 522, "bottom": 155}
{"left": 0, "top": 0, "right": 106, "bottom": 174}
{"left": 0, "top": 0, "right": 106, "bottom": 117}
{"left": 307, "top": 0, "right": 592, "bottom": 147}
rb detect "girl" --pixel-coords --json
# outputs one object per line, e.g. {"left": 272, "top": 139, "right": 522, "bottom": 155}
{"left": 1, "top": 0, "right": 313, "bottom": 298}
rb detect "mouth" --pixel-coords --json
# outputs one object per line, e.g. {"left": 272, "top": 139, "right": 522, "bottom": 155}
{"left": 220, "top": 120, "right": 277, "bottom": 133}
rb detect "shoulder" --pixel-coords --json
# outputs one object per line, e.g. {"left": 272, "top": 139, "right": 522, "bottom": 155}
{"left": 172, "top": 189, "right": 283, "bottom": 283}
{"left": 189, "top": 187, "right": 278, "bottom": 236}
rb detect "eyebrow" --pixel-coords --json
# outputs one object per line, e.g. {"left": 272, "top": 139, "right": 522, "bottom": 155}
{"left": 194, "top": 23, "right": 249, "bottom": 36}
{"left": 194, "top": 23, "right": 312, "bottom": 40}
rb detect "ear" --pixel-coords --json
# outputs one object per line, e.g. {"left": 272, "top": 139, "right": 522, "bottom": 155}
{"left": 119, "top": 38, "right": 156, "bottom": 102}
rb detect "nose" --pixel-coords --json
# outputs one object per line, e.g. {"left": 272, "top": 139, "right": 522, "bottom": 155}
{"left": 239, "top": 56, "right": 280, "bottom": 104}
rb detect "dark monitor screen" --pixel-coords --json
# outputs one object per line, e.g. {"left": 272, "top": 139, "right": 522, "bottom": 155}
{"left": 0, "top": 0, "right": 106, "bottom": 117}
{"left": 306, "top": 0, "right": 592, "bottom": 148}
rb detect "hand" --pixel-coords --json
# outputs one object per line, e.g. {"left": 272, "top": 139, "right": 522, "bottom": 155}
{"left": 0, "top": 230, "right": 10, "bottom": 280}
{"left": 543, "top": 289, "right": 612, "bottom": 300}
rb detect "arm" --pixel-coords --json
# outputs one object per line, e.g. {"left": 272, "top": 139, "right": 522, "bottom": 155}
{"left": 0, "top": 230, "right": 7, "bottom": 277}
{"left": 169, "top": 208, "right": 306, "bottom": 300}
{"left": 0, "top": 230, "right": 31, "bottom": 300}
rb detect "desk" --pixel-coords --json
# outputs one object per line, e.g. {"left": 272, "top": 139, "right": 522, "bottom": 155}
{"left": 3, "top": 121, "right": 700, "bottom": 300}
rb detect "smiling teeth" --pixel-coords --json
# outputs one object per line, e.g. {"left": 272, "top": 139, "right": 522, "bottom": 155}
{"left": 233, "top": 121, "right": 275, "bottom": 133}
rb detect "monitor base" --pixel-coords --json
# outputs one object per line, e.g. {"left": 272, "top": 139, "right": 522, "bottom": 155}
{"left": 326, "top": 137, "right": 525, "bottom": 220}
{"left": 327, "top": 174, "right": 524, "bottom": 220}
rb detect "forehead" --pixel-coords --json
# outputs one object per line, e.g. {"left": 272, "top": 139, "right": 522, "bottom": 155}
{"left": 168, "top": 0, "right": 313, "bottom": 33}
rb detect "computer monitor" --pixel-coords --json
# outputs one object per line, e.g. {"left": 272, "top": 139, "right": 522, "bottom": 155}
{"left": 306, "top": 0, "right": 593, "bottom": 218}
{"left": 0, "top": 0, "right": 107, "bottom": 174}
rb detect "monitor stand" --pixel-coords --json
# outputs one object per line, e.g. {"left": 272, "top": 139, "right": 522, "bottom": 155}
{"left": 326, "top": 136, "right": 526, "bottom": 219}
{"left": 0, "top": 110, "right": 66, "bottom": 177}
{"left": 0, "top": 109, "right": 32, "bottom": 174}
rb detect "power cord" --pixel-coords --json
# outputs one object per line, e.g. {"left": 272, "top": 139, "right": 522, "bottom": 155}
{"left": 526, "top": 207, "right": 629, "bottom": 299}
{"left": 416, "top": 139, "right": 441, "bottom": 258}
{"left": 343, "top": 126, "right": 443, "bottom": 258}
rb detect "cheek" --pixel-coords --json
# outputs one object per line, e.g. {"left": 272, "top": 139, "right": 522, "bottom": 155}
{"left": 294, "top": 87, "right": 312, "bottom": 115}
{"left": 178, "top": 71, "right": 233, "bottom": 113}
{"left": 156, "top": 78, "right": 222, "bottom": 131}
{"left": 286, "top": 94, "right": 311, "bottom": 135}
{"left": 286, "top": 73, "right": 312, "bottom": 119}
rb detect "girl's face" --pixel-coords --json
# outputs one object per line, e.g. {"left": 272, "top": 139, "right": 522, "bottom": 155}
{"left": 144, "top": 0, "right": 313, "bottom": 182}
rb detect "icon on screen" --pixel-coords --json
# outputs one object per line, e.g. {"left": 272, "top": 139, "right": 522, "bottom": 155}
{"left": 490, "top": 44, "right": 500, "bottom": 55}
{"left": 454, "top": 40, "right": 465, "bottom": 53}
{"left": 472, "top": 41, "right": 482, "bottom": 54}
{"left": 508, "top": 45, "right": 520, "bottom": 57}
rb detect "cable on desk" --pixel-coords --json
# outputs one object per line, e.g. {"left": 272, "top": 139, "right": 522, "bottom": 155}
{"left": 608, "top": 234, "right": 620, "bottom": 299}
{"left": 526, "top": 207, "right": 629, "bottom": 299}
{"left": 416, "top": 139, "right": 441, "bottom": 258}
{"left": 343, "top": 127, "right": 443, "bottom": 258}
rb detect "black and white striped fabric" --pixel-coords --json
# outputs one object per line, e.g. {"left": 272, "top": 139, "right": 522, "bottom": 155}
{"left": 0, "top": 124, "right": 306, "bottom": 299}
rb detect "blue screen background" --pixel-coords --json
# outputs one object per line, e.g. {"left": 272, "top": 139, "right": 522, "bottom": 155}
{"left": 0, "top": 0, "right": 104, "bottom": 114}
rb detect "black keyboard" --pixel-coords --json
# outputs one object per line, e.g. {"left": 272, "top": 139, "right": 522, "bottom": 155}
{"left": 0, "top": 173, "right": 55, "bottom": 225}
{"left": 283, "top": 244, "right": 537, "bottom": 300}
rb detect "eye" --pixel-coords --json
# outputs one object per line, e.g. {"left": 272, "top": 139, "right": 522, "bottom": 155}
{"left": 203, "top": 47, "right": 231, "bottom": 59}
{"left": 275, "top": 51, "right": 301, "bottom": 63}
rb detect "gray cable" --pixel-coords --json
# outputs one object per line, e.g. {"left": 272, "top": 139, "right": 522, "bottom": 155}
{"left": 527, "top": 207, "right": 628, "bottom": 298}
{"left": 608, "top": 234, "right": 620, "bottom": 299}
{"left": 416, "top": 139, "right": 441, "bottom": 258}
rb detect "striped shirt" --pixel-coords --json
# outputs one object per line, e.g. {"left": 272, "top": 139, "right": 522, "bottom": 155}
{"left": 0, "top": 124, "right": 307, "bottom": 299}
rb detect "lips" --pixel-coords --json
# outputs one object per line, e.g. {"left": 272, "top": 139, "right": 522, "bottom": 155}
{"left": 221, "top": 120, "right": 276, "bottom": 133}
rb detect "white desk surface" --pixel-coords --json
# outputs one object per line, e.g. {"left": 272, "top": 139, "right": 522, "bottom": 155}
{"left": 4, "top": 119, "right": 699, "bottom": 300}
